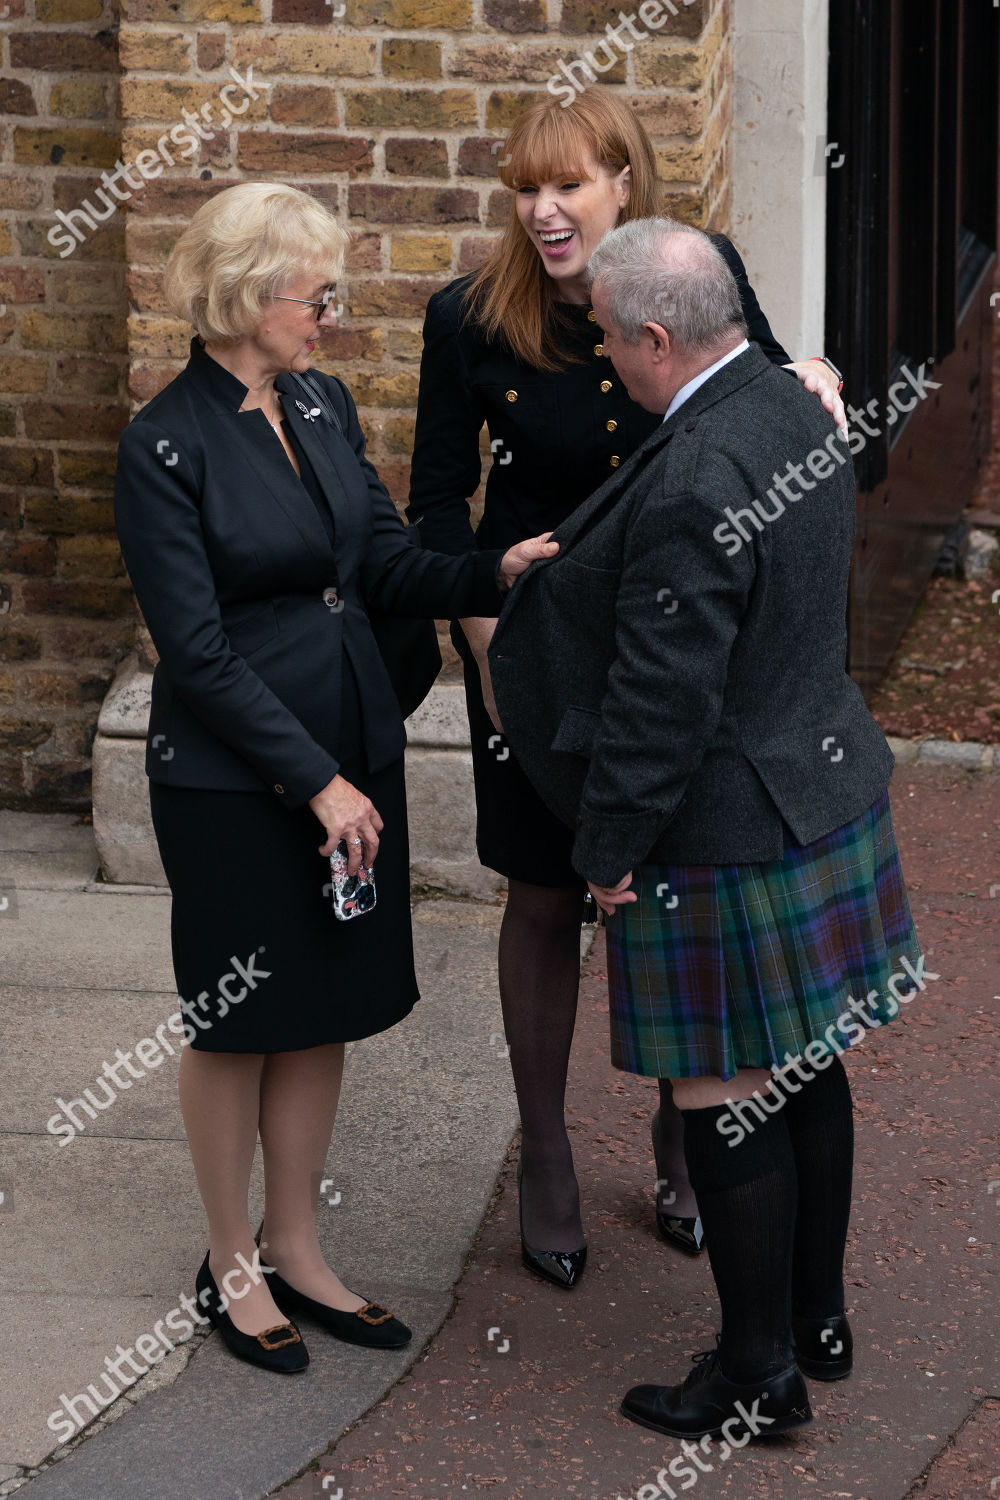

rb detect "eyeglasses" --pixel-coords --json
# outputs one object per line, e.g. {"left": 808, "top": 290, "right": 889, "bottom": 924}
{"left": 273, "top": 287, "right": 340, "bottom": 322}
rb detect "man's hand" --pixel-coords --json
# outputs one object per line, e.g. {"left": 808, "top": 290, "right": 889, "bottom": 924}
{"left": 308, "top": 773, "right": 384, "bottom": 872}
{"left": 784, "top": 359, "right": 847, "bottom": 437}
{"left": 460, "top": 617, "right": 502, "bottom": 732}
{"left": 499, "top": 532, "right": 559, "bottom": 591}
{"left": 588, "top": 873, "right": 637, "bottom": 916}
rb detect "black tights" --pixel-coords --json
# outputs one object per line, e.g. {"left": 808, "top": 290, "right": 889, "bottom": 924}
{"left": 499, "top": 879, "right": 693, "bottom": 1248}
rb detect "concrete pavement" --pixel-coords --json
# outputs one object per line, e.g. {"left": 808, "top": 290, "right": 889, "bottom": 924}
{"left": 0, "top": 811, "right": 522, "bottom": 1497}
{"left": 3, "top": 755, "right": 999, "bottom": 1499}
{"left": 267, "top": 762, "right": 1000, "bottom": 1500}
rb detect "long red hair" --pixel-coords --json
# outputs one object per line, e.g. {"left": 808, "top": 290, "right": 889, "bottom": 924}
{"left": 464, "top": 89, "right": 661, "bottom": 371}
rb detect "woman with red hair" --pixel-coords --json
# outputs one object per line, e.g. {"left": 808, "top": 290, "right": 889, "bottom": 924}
{"left": 407, "top": 88, "right": 844, "bottom": 1287}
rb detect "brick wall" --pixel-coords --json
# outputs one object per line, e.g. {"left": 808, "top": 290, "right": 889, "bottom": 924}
{"left": 1, "top": 0, "right": 133, "bottom": 808}
{"left": 123, "top": 0, "right": 733, "bottom": 496}
{"left": 2, "top": 0, "right": 732, "bottom": 809}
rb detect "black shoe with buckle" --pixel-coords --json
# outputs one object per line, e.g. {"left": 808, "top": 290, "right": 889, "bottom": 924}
{"left": 195, "top": 1253, "right": 308, "bottom": 1374}
{"left": 621, "top": 1345, "right": 813, "bottom": 1441}
{"left": 261, "top": 1263, "right": 411, "bottom": 1349}
{"left": 792, "top": 1312, "right": 853, "bottom": 1380}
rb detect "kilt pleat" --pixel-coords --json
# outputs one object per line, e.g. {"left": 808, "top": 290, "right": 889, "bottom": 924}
{"left": 605, "top": 792, "right": 920, "bottom": 1080}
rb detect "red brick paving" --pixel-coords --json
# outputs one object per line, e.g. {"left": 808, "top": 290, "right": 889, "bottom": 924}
{"left": 274, "top": 765, "right": 1000, "bottom": 1500}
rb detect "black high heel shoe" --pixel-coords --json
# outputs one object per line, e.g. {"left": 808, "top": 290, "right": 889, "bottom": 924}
{"left": 260, "top": 1262, "right": 411, "bottom": 1349}
{"left": 651, "top": 1110, "right": 706, "bottom": 1257}
{"left": 517, "top": 1165, "right": 587, "bottom": 1289}
{"left": 195, "top": 1253, "right": 309, "bottom": 1374}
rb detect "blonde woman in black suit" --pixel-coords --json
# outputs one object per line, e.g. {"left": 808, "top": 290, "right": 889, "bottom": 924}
{"left": 114, "top": 182, "right": 556, "bottom": 1374}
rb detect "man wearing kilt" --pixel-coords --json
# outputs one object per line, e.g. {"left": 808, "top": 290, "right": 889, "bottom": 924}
{"left": 488, "top": 217, "right": 921, "bottom": 1442}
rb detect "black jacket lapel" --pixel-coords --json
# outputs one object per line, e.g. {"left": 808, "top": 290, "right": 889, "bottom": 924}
{"left": 275, "top": 379, "right": 358, "bottom": 543}
{"left": 233, "top": 408, "right": 336, "bottom": 562}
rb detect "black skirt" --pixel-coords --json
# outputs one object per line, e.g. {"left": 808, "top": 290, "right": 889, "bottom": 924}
{"left": 453, "top": 624, "right": 584, "bottom": 889}
{"left": 149, "top": 660, "right": 418, "bottom": 1053}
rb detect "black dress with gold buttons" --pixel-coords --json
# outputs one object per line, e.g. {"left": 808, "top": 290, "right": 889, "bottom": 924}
{"left": 407, "top": 235, "right": 791, "bottom": 885}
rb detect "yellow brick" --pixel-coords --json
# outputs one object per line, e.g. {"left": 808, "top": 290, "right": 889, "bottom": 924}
{"left": 348, "top": 371, "right": 420, "bottom": 407}
{"left": 383, "top": 39, "right": 442, "bottom": 80}
{"left": 485, "top": 90, "right": 546, "bottom": 129}
{"left": 49, "top": 81, "right": 109, "bottom": 120}
{"left": 56, "top": 535, "right": 126, "bottom": 579}
{"left": 387, "top": 328, "right": 424, "bottom": 362}
{"left": 36, "top": 0, "right": 103, "bottom": 18}
{"left": 128, "top": 315, "right": 195, "bottom": 361}
{"left": 390, "top": 234, "right": 453, "bottom": 273}
{"left": 232, "top": 34, "right": 376, "bottom": 77}
{"left": 343, "top": 0, "right": 471, "bottom": 23}
{"left": 375, "top": 415, "right": 417, "bottom": 454}
{"left": 633, "top": 4, "right": 726, "bottom": 88}
{"left": 23, "top": 311, "right": 127, "bottom": 353}
{"left": 654, "top": 103, "right": 725, "bottom": 182}
{"left": 0, "top": 357, "right": 50, "bottom": 394}
{"left": 120, "top": 78, "right": 267, "bottom": 123}
{"left": 118, "top": 30, "right": 192, "bottom": 72}
{"left": 0, "top": 224, "right": 11, "bottom": 257}
{"left": 122, "top": 0, "right": 259, "bottom": 21}
{"left": 14, "top": 129, "right": 119, "bottom": 170}
{"left": 345, "top": 88, "right": 476, "bottom": 130}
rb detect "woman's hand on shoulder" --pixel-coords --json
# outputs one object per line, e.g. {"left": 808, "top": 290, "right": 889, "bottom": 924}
{"left": 308, "top": 774, "right": 384, "bottom": 872}
{"left": 499, "top": 532, "right": 559, "bottom": 592}
{"left": 784, "top": 359, "right": 847, "bottom": 437}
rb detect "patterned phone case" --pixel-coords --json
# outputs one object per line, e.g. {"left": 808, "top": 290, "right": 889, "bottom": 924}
{"left": 328, "top": 839, "right": 377, "bottom": 921}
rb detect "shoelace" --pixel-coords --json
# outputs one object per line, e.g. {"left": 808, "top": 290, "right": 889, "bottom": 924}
{"left": 684, "top": 1341, "right": 722, "bottom": 1389}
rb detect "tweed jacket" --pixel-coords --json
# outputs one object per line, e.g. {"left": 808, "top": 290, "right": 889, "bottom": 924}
{"left": 488, "top": 344, "right": 895, "bottom": 887}
{"left": 114, "top": 339, "right": 503, "bottom": 809}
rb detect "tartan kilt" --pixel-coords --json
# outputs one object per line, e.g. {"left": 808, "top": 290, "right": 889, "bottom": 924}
{"left": 605, "top": 792, "right": 921, "bottom": 1081}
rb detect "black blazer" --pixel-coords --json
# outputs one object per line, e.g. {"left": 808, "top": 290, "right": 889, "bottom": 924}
{"left": 407, "top": 235, "right": 792, "bottom": 556}
{"left": 114, "top": 339, "right": 504, "bottom": 809}
{"left": 489, "top": 346, "right": 894, "bottom": 887}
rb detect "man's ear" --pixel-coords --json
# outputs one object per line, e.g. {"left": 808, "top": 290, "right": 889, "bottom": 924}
{"left": 645, "top": 321, "right": 672, "bottom": 360}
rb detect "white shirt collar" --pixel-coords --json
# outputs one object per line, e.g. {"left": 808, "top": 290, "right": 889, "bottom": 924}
{"left": 662, "top": 339, "right": 751, "bottom": 423}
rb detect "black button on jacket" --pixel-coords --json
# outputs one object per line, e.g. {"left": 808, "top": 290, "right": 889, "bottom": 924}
{"left": 407, "top": 235, "right": 792, "bottom": 556}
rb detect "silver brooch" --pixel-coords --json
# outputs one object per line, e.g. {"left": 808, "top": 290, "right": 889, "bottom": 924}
{"left": 294, "top": 399, "right": 322, "bottom": 421}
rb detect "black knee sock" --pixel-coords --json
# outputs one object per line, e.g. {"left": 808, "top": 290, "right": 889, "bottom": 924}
{"left": 781, "top": 1054, "right": 854, "bottom": 1319}
{"left": 682, "top": 1100, "right": 797, "bottom": 1383}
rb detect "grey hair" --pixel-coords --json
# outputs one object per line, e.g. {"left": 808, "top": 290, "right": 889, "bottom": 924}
{"left": 587, "top": 217, "right": 748, "bottom": 351}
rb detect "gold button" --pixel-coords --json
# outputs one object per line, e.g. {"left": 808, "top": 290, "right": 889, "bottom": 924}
{"left": 593, "top": 344, "right": 603, "bottom": 357}
{"left": 505, "top": 389, "right": 517, "bottom": 403}
{"left": 600, "top": 379, "right": 612, "bottom": 393}
{"left": 587, "top": 309, "right": 596, "bottom": 322}
{"left": 606, "top": 419, "right": 617, "bottom": 433}
{"left": 610, "top": 455, "right": 620, "bottom": 467}
{"left": 274, "top": 783, "right": 285, "bottom": 794}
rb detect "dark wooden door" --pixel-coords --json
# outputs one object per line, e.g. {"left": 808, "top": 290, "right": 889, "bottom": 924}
{"left": 825, "top": 0, "right": 999, "bottom": 692}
